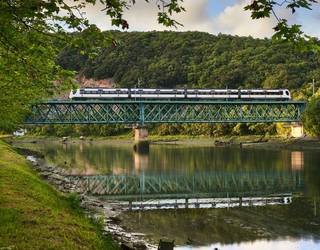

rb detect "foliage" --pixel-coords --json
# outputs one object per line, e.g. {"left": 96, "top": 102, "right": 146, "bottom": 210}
{"left": 58, "top": 31, "right": 320, "bottom": 90}
{"left": 28, "top": 124, "right": 130, "bottom": 137}
{"left": 0, "top": 140, "right": 118, "bottom": 249}
{"left": 1, "top": 0, "right": 319, "bottom": 133}
{"left": 302, "top": 95, "right": 320, "bottom": 136}
{"left": 244, "top": 0, "right": 319, "bottom": 50}
{"left": 0, "top": 0, "right": 184, "bottom": 132}
{"left": 27, "top": 123, "right": 276, "bottom": 137}
{"left": 275, "top": 123, "right": 291, "bottom": 137}
{"left": 248, "top": 123, "right": 277, "bottom": 136}
{"left": 151, "top": 123, "right": 276, "bottom": 137}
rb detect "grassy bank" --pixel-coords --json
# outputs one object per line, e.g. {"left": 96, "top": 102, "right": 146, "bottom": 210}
{"left": 9, "top": 134, "right": 320, "bottom": 151}
{"left": 12, "top": 133, "right": 275, "bottom": 141}
{"left": 0, "top": 140, "right": 118, "bottom": 250}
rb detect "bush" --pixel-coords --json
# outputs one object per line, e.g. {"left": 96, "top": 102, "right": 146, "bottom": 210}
{"left": 302, "top": 96, "right": 320, "bottom": 137}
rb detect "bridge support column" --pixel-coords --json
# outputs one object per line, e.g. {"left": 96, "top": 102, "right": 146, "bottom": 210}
{"left": 134, "top": 127, "right": 148, "bottom": 141}
{"left": 291, "top": 122, "right": 304, "bottom": 138}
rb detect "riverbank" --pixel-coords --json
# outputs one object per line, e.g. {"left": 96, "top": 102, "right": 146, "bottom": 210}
{"left": 9, "top": 135, "right": 320, "bottom": 151}
{"left": 0, "top": 140, "right": 119, "bottom": 250}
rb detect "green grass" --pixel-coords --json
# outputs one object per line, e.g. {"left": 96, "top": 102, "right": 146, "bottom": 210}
{"left": 0, "top": 140, "right": 118, "bottom": 250}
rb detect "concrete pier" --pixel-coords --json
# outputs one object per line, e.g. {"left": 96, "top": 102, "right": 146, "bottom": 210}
{"left": 291, "top": 123, "right": 304, "bottom": 138}
{"left": 134, "top": 127, "right": 148, "bottom": 141}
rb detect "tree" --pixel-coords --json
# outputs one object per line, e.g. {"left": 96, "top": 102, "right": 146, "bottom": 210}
{"left": 59, "top": 31, "right": 319, "bottom": 90}
{"left": 1, "top": 0, "right": 319, "bottom": 132}
{"left": 302, "top": 95, "right": 320, "bottom": 137}
{"left": 0, "top": 0, "right": 185, "bottom": 131}
{"left": 244, "top": 0, "right": 319, "bottom": 49}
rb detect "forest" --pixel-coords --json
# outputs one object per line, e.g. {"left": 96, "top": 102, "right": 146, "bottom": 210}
{"left": 58, "top": 31, "right": 320, "bottom": 97}
{"left": 40, "top": 31, "right": 320, "bottom": 137}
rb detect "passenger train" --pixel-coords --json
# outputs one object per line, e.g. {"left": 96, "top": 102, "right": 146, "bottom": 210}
{"left": 69, "top": 88, "right": 291, "bottom": 100}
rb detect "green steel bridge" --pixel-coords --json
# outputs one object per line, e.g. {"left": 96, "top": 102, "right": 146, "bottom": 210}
{"left": 25, "top": 100, "right": 306, "bottom": 125}
{"left": 67, "top": 170, "right": 303, "bottom": 200}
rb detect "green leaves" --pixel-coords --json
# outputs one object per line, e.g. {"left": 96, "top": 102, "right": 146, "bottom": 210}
{"left": 244, "top": 0, "right": 318, "bottom": 47}
{"left": 59, "top": 31, "right": 319, "bottom": 93}
{"left": 273, "top": 20, "right": 302, "bottom": 41}
{"left": 302, "top": 95, "right": 320, "bottom": 136}
{"left": 0, "top": 0, "right": 185, "bottom": 131}
{"left": 157, "top": 0, "right": 185, "bottom": 27}
{"left": 244, "top": 0, "right": 273, "bottom": 18}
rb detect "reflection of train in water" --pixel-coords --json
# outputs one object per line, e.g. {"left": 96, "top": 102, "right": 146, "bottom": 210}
{"left": 122, "top": 195, "right": 293, "bottom": 210}
{"left": 69, "top": 88, "right": 292, "bottom": 100}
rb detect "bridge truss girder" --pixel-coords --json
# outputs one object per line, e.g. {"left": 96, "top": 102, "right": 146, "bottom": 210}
{"left": 66, "top": 171, "right": 303, "bottom": 199}
{"left": 25, "top": 100, "right": 305, "bottom": 125}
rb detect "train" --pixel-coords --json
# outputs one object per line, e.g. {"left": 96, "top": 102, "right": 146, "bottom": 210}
{"left": 69, "top": 88, "right": 291, "bottom": 100}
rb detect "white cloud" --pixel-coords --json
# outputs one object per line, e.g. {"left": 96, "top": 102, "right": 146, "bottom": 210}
{"left": 212, "top": 0, "right": 277, "bottom": 38}
{"left": 77, "top": 0, "right": 306, "bottom": 39}
{"left": 176, "top": 238, "right": 320, "bottom": 250}
{"left": 81, "top": 0, "right": 212, "bottom": 32}
{"left": 211, "top": 0, "right": 301, "bottom": 38}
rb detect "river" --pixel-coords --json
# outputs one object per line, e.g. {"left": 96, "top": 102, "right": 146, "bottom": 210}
{"left": 14, "top": 139, "right": 320, "bottom": 249}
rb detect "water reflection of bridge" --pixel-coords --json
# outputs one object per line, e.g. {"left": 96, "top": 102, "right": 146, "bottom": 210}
{"left": 67, "top": 170, "right": 303, "bottom": 200}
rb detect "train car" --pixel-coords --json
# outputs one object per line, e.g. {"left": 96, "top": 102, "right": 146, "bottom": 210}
{"left": 69, "top": 88, "right": 129, "bottom": 99}
{"left": 186, "top": 89, "right": 239, "bottom": 99}
{"left": 130, "top": 88, "right": 186, "bottom": 99}
{"left": 239, "top": 89, "right": 291, "bottom": 100}
{"left": 69, "top": 88, "right": 291, "bottom": 100}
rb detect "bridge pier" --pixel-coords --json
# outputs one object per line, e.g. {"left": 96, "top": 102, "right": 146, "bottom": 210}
{"left": 291, "top": 122, "right": 304, "bottom": 138}
{"left": 134, "top": 127, "right": 148, "bottom": 141}
{"left": 133, "top": 127, "right": 150, "bottom": 153}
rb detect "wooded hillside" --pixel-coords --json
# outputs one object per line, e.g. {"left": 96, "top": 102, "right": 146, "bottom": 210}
{"left": 58, "top": 31, "right": 320, "bottom": 91}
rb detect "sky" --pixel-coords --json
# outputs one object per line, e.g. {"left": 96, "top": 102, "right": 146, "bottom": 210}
{"left": 176, "top": 239, "right": 320, "bottom": 250}
{"left": 80, "top": 0, "right": 320, "bottom": 38}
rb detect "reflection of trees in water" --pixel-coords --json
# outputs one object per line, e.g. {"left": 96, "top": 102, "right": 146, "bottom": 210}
{"left": 148, "top": 146, "right": 293, "bottom": 174}
{"left": 120, "top": 197, "right": 320, "bottom": 246}
{"left": 23, "top": 142, "right": 134, "bottom": 175}
{"left": 304, "top": 152, "right": 320, "bottom": 197}
{"left": 17, "top": 141, "right": 320, "bottom": 196}
{"left": 20, "top": 142, "right": 313, "bottom": 179}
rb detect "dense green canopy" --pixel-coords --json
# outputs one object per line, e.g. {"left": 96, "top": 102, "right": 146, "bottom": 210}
{"left": 0, "top": 0, "right": 319, "bottom": 132}
{"left": 59, "top": 31, "right": 320, "bottom": 91}
{"left": 0, "top": 0, "right": 184, "bottom": 132}
{"left": 303, "top": 95, "right": 320, "bottom": 136}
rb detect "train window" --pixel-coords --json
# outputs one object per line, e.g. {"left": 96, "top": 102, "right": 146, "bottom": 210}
{"left": 285, "top": 90, "right": 289, "bottom": 96}
{"left": 86, "top": 89, "right": 96, "bottom": 93}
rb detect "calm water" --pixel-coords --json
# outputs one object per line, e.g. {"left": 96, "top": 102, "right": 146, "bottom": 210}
{"left": 15, "top": 139, "right": 320, "bottom": 249}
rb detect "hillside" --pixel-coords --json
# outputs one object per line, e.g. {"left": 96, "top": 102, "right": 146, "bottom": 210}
{"left": 58, "top": 31, "right": 320, "bottom": 91}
